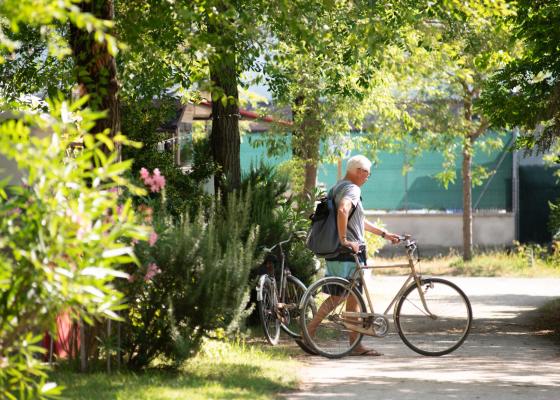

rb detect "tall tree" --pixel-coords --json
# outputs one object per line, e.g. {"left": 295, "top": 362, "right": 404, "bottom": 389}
{"left": 365, "top": 0, "right": 517, "bottom": 260}
{"left": 265, "top": 1, "right": 425, "bottom": 198}
{"left": 70, "top": 0, "right": 120, "bottom": 140}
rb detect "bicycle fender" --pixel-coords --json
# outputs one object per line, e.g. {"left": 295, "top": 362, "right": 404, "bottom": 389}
{"left": 255, "top": 274, "right": 268, "bottom": 302}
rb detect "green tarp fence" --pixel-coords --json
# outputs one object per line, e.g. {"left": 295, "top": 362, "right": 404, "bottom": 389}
{"left": 242, "top": 133, "right": 513, "bottom": 211}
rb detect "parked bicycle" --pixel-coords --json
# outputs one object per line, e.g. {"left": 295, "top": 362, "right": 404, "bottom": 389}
{"left": 298, "top": 235, "right": 472, "bottom": 358}
{"left": 255, "top": 233, "right": 313, "bottom": 345}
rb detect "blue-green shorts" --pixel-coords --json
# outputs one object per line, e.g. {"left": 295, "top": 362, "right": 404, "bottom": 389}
{"left": 325, "top": 261, "right": 357, "bottom": 279}
{"left": 324, "top": 261, "right": 363, "bottom": 295}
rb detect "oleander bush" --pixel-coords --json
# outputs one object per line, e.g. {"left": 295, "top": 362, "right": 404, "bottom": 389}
{"left": 0, "top": 100, "right": 148, "bottom": 399}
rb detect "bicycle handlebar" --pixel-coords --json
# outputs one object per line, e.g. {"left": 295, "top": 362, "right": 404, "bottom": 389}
{"left": 340, "top": 235, "right": 417, "bottom": 255}
{"left": 262, "top": 231, "right": 307, "bottom": 253}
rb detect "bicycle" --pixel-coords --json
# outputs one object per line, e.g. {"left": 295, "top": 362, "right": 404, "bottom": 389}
{"left": 255, "top": 233, "right": 314, "bottom": 345}
{"left": 298, "top": 235, "right": 472, "bottom": 358}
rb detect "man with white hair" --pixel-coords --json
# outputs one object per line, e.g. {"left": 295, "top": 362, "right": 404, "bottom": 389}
{"left": 307, "top": 154, "right": 400, "bottom": 356}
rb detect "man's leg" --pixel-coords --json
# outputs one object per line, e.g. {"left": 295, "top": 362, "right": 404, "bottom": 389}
{"left": 306, "top": 295, "right": 342, "bottom": 339}
{"left": 346, "top": 292, "right": 361, "bottom": 345}
{"left": 346, "top": 283, "right": 382, "bottom": 356}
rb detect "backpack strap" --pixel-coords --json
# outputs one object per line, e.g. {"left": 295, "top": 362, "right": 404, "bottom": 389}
{"left": 329, "top": 184, "right": 358, "bottom": 223}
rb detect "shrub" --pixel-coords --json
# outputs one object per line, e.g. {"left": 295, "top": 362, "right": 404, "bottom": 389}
{"left": 0, "top": 99, "right": 147, "bottom": 399}
{"left": 119, "top": 191, "right": 257, "bottom": 369}
{"left": 241, "top": 163, "right": 317, "bottom": 286}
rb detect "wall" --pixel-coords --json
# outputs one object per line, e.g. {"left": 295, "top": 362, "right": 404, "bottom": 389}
{"left": 0, "top": 115, "right": 48, "bottom": 186}
{"left": 368, "top": 211, "right": 515, "bottom": 256}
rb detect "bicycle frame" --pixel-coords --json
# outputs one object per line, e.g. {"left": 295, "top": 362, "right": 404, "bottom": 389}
{"left": 255, "top": 238, "right": 291, "bottom": 306}
{"left": 337, "top": 239, "right": 435, "bottom": 336}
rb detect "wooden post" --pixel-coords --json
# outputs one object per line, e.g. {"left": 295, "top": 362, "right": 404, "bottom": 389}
{"left": 107, "top": 319, "right": 111, "bottom": 373}
{"left": 117, "top": 321, "right": 121, "bottom": 370}
{"left": 79, "top": 320, "right": 87, "bottom": 372}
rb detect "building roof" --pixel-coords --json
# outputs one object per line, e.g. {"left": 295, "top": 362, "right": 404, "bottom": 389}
{"left": 159, "top": 100, "right": 291, "bottom": 133}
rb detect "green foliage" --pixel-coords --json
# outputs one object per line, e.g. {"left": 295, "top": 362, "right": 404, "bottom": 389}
{"left": 120, "top": 98, "right": 216, "bottom": 219}
{"left": 276, "top": 158, "right": 306, "bottom": 196}
{"left": 481, "top": 1, "right": 560, "bottom": 152}
{"left": 0, "top": 99, "right": 147, "bottom": 399}
{"left": 0, "top": 25, "right": 73, "bottom": 101}
{"left": 365, "top": 219, "right": 387, "bottom": 260}
{"left": 119, "top": 192, "right": 257, "bottom": 369}
{"left": 0, "top": 0, "right": 117, "bottom": 61}
{"left": 549, "top": 199, "right": 560, "bottom": 239}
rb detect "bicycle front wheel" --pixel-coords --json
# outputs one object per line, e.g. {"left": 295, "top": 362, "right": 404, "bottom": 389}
{"left": 280, "top": 275, "right": 308, "bottom": 338}
{"left": 300, "top": 277, "right": 366, "bottom": 358}
{"left": 395, "top": 278, "right": 472, "bottom": 356}
{"left": 257, "top": 276, "right": 281, "bottom": 345}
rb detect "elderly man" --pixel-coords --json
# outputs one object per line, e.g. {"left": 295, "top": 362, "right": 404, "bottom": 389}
{"left": 307, "top": 154, "right": 400, "bottom": 356}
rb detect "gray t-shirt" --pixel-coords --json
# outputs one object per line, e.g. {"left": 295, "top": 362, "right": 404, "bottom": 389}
{"left": 329, "top": 180, "right": 365, "bottom": 246}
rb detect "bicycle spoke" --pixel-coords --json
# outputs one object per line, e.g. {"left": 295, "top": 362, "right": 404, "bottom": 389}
{"left": 301, "top": 277, "right": 365, "bottom": 358}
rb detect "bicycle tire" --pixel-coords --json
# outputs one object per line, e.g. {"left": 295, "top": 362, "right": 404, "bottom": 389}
{"left": 395, "top": 278, "right": 472, "bottom": 356}
{"left": 257, "top": 276, "right": 281, "bottom": 345}
{"left": 294, "top": 338, "right": 318, "bottom": 355}
{"left": 280, "top": 275, "right": 309, "bottom": 338}
{"left": 300, "top": 277, "right": 366, "bottom": 358}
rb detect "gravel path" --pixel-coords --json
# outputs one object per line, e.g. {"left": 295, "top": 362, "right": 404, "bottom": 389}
{"left": 283, "top": 276, "right": 560, "bottom": 400}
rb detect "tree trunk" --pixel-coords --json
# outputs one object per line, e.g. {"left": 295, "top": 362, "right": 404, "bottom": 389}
{"left": 462, "top": 136, "right": 473, "bottom": 261}
{"left": 303, "top": 160, "right": 318, "bottom": 196}
{"left": 461, "top": 85, "right": 476, "bottom": 261}
{"left": 70, "top": 0, "right": 120, "bottom": 142}
{"left": 209, "top": 54, "right": 241, "bottom": 194}
{"left": 291, "top": 96, "right": 321, "bottom": 199}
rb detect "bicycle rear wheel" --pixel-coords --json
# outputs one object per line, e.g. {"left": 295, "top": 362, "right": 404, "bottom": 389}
{"left": 395, "top": 278, "right": 472, "bottom": 356}
{"left": 300, "top": 277, "right": 366, "bottom": 358}
{"left": 280, "top": 275, "right": 309, "bottom": 338}
{"left": 257, "top": 276, "right": 281, "bottom": 345}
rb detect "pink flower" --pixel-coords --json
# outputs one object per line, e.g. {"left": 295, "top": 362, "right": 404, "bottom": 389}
{"left": 150, "top": 175, "right": 166, "bottom": 193}
{"left": 128, "top": 274, "right": 136, "bottom": 283}
{"left": 148, "top": 231, "right": 158, "bottom": 247}
{"left": 144, "top": 263, "right": 161, "bottom": 282}
{"left": 139, "top": 168, "right": 166, "bottom": 193}
{"left": 140, "top": 168, "right": 150, "bottom": 180}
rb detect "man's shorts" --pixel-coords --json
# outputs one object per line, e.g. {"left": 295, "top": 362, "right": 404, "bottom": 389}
{"left": 321, "top": 278, "right": 363, "bottom": 296}
{"left": 323, "top": 248, "right": 366, "bottom": 296}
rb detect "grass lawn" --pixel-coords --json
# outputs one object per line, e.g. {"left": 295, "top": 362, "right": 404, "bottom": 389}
{"left": 371, "top": 251, "right": 560, "bottom": 277}
{"left": 50, "top": 338, "right": 300, "bottom": 400}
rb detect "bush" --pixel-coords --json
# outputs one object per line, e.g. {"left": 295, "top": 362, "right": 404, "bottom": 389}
{"left": 241, "top": 163, "right": 317, "bottom": 286}
{"left": 0, "top": 99, "right": 147, "bottom": 399}
{"left": 119, "top": 191, "right": 257, "bottom": 369}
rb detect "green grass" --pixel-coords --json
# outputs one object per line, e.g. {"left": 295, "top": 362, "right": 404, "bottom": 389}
{"left": 50, "top": 339, "right": 300, "bottom": 400}
{"left": 373, "top": 250, "right": 560, "bottom": 277}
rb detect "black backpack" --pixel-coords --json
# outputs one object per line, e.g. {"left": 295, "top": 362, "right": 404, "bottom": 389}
{"left": 306, "top": 188, "right": 356, "bottom": 258}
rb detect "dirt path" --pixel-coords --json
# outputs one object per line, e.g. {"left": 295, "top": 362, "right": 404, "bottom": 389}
{"left": 283, "top": 276, "right": 560, "bottom": 400}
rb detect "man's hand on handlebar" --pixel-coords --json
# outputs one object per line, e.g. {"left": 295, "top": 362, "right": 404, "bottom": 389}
{"left": 341, "top": 239, "right": 361, "bottom": 254}
{"left": 385, "top": 232, "right": 401, "bottom": 245}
